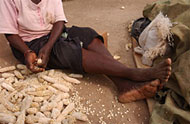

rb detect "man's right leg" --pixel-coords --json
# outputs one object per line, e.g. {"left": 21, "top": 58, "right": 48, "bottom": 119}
{"left": 82, "top": 47, "right": 171, "bottom": 82}
{"left": 85, "top": 38, "right": 171, "bottom": 82}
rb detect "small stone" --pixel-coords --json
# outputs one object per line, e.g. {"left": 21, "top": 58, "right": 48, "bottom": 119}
{"left": 120, "top": 6, "right": 125, "bottom": 10}
{"left": 125, "top": 43, "right": 132, "bottom": 51}
{"left": 127, "top": 118, "right": 131, "bottom": 122}
{"left": 113, "top": 55, "right": 121, "bottom": 60}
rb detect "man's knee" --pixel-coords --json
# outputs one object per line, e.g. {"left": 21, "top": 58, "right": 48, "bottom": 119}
{"left": 89, "top": 38, "right": 104, "bottom": 47}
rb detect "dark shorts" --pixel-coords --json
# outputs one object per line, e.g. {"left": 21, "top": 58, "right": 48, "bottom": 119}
{"left": 10, "top": 26, "right": 104, "bottom": 74}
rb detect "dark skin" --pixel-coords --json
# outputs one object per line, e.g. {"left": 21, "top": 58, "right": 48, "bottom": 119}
{"left": 6, "top": 0, "right": 64, "bottom": 72}
{"left": 5, "top": 3, "right": 171, "bottom": 82}
{"left": 5, "top": 34, "right": 42, "bottom": 73}
{"left": 5, "top": 0, "right": 172, "bottom": 80}
{"left": 37, "top": 21, "right": 65, "bottom": 68}
{"left": 5, "top": 21, "right": 65, "bottom": 72}
{"left": 5, "top": 0, "right": 172, "bottom": 102}
{"left": 31, "top": 0, "right": 41, "bottom": 4}
{"left": 85, "top": 39, "right": 166, "bottom": 102}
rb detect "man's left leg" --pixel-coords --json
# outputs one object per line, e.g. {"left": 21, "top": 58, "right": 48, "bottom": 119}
{"left": 84, "top": 38, "right": 163, "bottom": 102}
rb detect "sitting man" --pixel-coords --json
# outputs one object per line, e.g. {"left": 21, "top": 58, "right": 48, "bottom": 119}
{"left": 0, "top": 0, "right": 171, "bottom": 103}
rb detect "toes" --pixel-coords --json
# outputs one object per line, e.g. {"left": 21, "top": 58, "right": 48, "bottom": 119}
{"left": 142, "top": 85, "right": 158, "bottom": 97}
{"left": 158, "top": 83, "right": 164, "bottom": 90}
{"left": 162, "top": 77, "right": 169, "bottom": 83}
{"left": 163, "top": 71, "right": 171, "bottom": 82}
{"left": 167, "top": 58, "right": 172, "bottom": 65}
{"left": 160, "top": 58, "right": 172, "bottom": 68}
{"left": 157, "top": 58, "right": 172, "bottom": 70}
{"left": 167, "top": 66, "right": 172, "bottom": 71}
{"left": 143, "top": 90, "right": 156, "bottom": 97}
{"left": 144, "top": 85, "right": 158, "bottom": 93}
{"left": 150, "top": 79, "right": 160, "bottom": 87}
{"left": 166, "top": 74, "right": 170, "bottom": 79}
{"left": 165, "top": 71, "right": 171, "bottom": 77}
{"left": 161, "top": 69, "right": 171, "bottom": 81}
{"left": 166, "top": 67, "right": 172, "bottom": 77}
{"left": 143, "top": 81, "right": 160, "bottom": 94}
{"left": 165, "top": 79, "right": 169, "bottom": 82}
{"left": 165, "top": 58, "right": 172, "bottom": 66}
{"left": 167, "top": 70, "right": 171, "bottom": 76}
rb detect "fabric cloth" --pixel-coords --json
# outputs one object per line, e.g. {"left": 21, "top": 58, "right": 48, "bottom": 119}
{"left": 134, "top": 12, "right": 172, "bottom": 66}
{"left": 142, "top": 0, "right": 190, "bottom": 124}
{"left": 131, "top": 17, "right": 151, "bottom": 42}
{"left": 0, "top": 0, "right": 67, "bottom": 42}
{"left": 10, "top": 26, "right": 103, "bottom": 74}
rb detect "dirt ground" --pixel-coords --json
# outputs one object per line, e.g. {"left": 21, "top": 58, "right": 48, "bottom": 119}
{"left": 63, "top": 0, "right": 156, "bottom": 124}
{"left": 0, "top": 0, "right": 156, "bottom": 123}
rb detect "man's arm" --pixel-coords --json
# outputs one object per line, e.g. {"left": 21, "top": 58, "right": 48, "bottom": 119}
{"left": 5, "top": 34, "right": 43, "bottom": 72}
{"left": 37, "top": 0, "right": 67, "bottom": 68}
{"left": 5, "top": 34, "right": 30, "bottom": 53}
{"left": 38, "top": 21, "right": 65, "bottom": 68}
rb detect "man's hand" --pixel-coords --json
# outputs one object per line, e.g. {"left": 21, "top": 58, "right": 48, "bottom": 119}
{"left": 25, "top": 52, "right": 44, "bottom": 73}
{"left": 36, "top": 21, "right": 65, "bottom": 68}
{"left": 37, "top": 45, "right": 51, "bottom": 68}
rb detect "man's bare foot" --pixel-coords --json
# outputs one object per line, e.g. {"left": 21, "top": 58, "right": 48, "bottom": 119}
{"left": 129, "top": 58, "right": 172, "bottom": 82}
{"left": 152, "top": 58, "right": 172, "bottom": 82}
{"left": 118, "top": 79, "right": 161, "bottom": 103}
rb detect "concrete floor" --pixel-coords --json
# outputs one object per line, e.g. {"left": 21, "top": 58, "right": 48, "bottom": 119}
{"left": 0, "top": 0, "right": 156, "bottom": 123}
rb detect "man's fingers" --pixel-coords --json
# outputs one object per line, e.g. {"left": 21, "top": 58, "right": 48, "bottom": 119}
{"left": 27, "top": 62, "right": 44, "bottom": 73}
{"left": 30, "top": 66, "right": 44, "bottom": 73}
{"left": 38, "top": 53, "right": 43, "bottom": 59}
{"left": 37, "top": 59, "right": 46, "bottom": 68}
{"left": 37, "top": 57, "right": 48, "bottom": 69}
{"left": 34, "top": 66, "right": 45, "bottom": 73}
{"left": 42, "top": 61, "right": 47, "bottom": 68}
{"left": 37, "top": 51, "right": 49, "bottom": 69}
{"left": 27, "top": 61, "right": 34, "bottom": 70}
{"left": 28, "top": 64, "right": 38, "bottom": 73}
